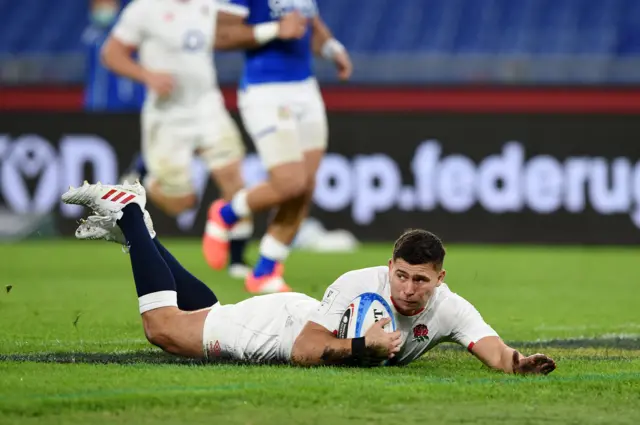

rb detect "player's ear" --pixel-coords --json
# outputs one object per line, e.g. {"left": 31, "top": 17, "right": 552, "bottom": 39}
{"left": 438, "top": 269, "right": 446, "bottom": 285}
{"left": 388, "top": 258, "right": 393, "bottom": 270}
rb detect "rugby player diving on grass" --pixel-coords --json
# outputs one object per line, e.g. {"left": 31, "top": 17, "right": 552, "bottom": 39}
{"left": 62, "top": 181, "right": 556, "bottom": 374}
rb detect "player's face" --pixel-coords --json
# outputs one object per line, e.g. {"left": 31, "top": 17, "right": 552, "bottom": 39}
{"left": 92, "top": 0, "right": 118, "bottom": 8}
{"left": 91, "top": 0, "right": 119, "bottom": 26}
{"left": 388, "top": 258, "right": 445, "bottom": 316}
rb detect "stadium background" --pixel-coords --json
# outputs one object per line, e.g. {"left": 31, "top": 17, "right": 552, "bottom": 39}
{"left": 2, "top": 0, "right": 640, "bottom": 244}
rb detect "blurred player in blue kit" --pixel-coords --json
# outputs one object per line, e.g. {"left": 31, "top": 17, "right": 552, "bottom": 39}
{"left": 203, "top": 0, "right": 353, "bottom": 294}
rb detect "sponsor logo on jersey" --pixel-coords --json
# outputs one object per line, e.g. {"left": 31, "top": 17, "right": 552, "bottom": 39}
{"left": 412, "top": 324, "right": 429, "bottom": 343}
{"left": 183, "top": 30, "right": 206, "bottom": 51}
{"left": 318, "top": 288, "right": 339, "bottom": 315}
{"left": 278, "top": 105, "right": 292, "bottom": 120}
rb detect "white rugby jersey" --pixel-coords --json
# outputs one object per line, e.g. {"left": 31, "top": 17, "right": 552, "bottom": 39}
{"left": 307, "top": 266, "right": 499, "bottom": 365}
{"left": 111, "top": 0, "right": 220, "bottom": 118}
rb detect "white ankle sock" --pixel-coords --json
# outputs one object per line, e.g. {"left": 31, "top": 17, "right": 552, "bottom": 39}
{"left": 230, "top": 189, "right": 251, "bottom": 218}
{"left": 230, "top": 220, "right": 254, "bottom": 240}
{"left": 138, "top": 290, "right": 177, "bottom": 314}
{"left": 259, "top": 234, "right": 290, "bottom": 262}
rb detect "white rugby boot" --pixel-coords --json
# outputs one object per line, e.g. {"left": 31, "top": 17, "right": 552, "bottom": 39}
{"left": 61, "top": 180, "right": 146, "bottom": 220}
{"left": 75, "top": 210, "right": 156, "bottom": 252}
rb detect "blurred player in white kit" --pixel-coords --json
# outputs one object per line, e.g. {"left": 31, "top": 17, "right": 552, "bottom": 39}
{"left": 203, "top": 0, "right": 353, "bottom": 293}
{"left": 101, "top": 0, "right": 252, "bottom": 277}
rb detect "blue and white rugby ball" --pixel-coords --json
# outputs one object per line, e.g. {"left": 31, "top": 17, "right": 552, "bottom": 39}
{"left": 336, "top": 292, "right": 396, "bottom": 339}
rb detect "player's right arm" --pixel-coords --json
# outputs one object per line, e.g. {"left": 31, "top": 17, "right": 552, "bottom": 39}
{"left": 291, "top": 273, "right": 402, "bottom": 367}
{"left": 215, "top": 0, "right": 308, "bottom": 50}
{"left": 292, "top": 318, "right": 400, "bottom": 367}
{"left": 100, "top": 0, "right": 174, "bottom": 96}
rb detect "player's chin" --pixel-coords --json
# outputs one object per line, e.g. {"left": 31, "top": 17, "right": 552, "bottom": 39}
{"left": 394, "top": 299, "right": 419, "bottom": 312}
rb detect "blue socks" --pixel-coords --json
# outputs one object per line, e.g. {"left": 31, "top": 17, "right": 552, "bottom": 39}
{"left": 117, "top": 204, "right": 218, "bottom": 311}
{"left": 153, "top": 238, "right": 218, "bottom": 311}
{"left": 220, "top": 203, "right": 240, "bottom": 226}
{"left": 252, "top": 234, "right": 290, "bottom": 278}
{"left": 253, "top": 255, "right": 277, "bottom": 278}
{"left": 117, "top": 204, "right": 176, "bottom": 298}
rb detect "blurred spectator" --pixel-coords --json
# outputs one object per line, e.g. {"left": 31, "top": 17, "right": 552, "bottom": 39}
{"left": 83, "top": 0, "right": 144, "bottom": 111}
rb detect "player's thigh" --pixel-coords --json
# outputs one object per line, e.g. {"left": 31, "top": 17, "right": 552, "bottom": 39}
{"left": 297, "top": 80, "right": 328, "bottom": 157}
{"left": 143, "top": 307, "right": 211, "bottom": 358}
{"left": 202, "top": 298, "right": 288, "bottom": 363}
{"left": 142, "top": 116, "right": 195, "bottom": 197}
{"left": 197, "top": 110, "right": 246, "bottom": 172}
{"left": 239, "top": 88, "right": 304, "bottom": 170}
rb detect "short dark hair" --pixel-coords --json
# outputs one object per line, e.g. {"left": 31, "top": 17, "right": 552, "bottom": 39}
{"left": 392, "top": 229, "right": 445, "bottom": 269}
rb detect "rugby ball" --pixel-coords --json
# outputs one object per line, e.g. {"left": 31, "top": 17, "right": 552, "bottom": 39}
{"left": 336, "top": 292, "right": 396, "bottom": 339}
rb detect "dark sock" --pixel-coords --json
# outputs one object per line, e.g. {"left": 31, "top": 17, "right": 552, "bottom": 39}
{"left": 134, "top": 154, "right": 147, "bottom": 181}
{"left": 229, "top": 237, "right": 248, "bottom": 266}
{"left": 117, "top": 204, "right": 176, "bottom": 298}
{"left": 153, "top": 238, "right": 218, "bottom": 311}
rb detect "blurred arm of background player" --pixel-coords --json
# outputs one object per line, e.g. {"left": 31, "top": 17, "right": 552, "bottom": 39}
{"left": 101, "top": 37, "right": 174, "bottom": 97}
{"left": 310, "top": 16, "right": 352, "bottom": 81}
{"left": 215, "top": 11, "right": 307, "bottom": 50}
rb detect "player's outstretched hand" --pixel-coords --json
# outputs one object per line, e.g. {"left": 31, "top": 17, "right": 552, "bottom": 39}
{"left": 364, "top": 318, "right": 402, "bottom": 360}
{"left": 334, "top": 50, "right": 353, "bottom": 81}
{"left": 512, "top": 351, "right": 557, "bottom": 375}
{"left": 278, "top": 11, "right": 307, "bottom": 40}
{"left": 143, "top": 71, "right": 175, "bottom": 97}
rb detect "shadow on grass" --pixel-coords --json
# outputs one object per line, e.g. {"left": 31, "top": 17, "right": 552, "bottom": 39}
{"left": 437, "top": 337, "right": 640, "bottom": 351}
{"left": 0, "top": 350, "right": 250, "bottom": 366}
{"left": 1, "top": 338, "right": 638, "bottom": 365}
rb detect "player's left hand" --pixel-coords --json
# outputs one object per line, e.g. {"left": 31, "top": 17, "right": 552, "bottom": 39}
{"left": 512, "top": 351, "right": 556, "bottom": 375}
{"left": 334, "top": 50, "right": 352, "bottom": 81}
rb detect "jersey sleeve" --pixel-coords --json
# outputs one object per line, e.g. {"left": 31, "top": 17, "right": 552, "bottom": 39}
{"left": 111, "top": 0, "right": 147, "bottom": 47}
{"left": 216, "top": 0, "right": 250, "bottom": 17}
{"left": 307, "top": 271, "right": 373, "bottom": 333}
{"left": 445, "top": 295, "right": 499, "bottom": 350}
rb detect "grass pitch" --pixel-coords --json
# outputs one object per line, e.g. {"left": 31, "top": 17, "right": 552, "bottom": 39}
{"left": 1, "top": 240, "right": 639, "bottom": 424}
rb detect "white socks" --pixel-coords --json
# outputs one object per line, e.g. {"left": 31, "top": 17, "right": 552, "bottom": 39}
{"left": 230, "top": 189, "right": 251, "bottom": 218}
{"left": 230, "top": 220, "right": 254, "bottom": 240}
{"left": 138, "top": 290, "right": 178, "bottom": 314}
{"left": 259, "top": 234, "right": 290, "bottom": 262}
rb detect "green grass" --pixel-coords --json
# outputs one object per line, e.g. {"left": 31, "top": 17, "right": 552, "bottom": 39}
{"left": 1, "top": 240, "right": 640, "bottom": 424}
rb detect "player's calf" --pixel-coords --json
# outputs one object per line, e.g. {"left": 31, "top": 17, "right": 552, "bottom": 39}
{"left": 145, "top": 163, "right": 197, "bottom": 216}
{"left": 211, "top": 160, "right": 245, "bottom": 202}
{"left": 147, "top": 181, "right": 197, "bottom": 216}
{"left": 269, "top": 161, "right": 309, "bottom": 201}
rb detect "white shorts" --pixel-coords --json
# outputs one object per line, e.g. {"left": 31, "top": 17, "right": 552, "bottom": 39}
{"left": 238, "top": 78, "right": 328, "bottom": 169}
{"left": 142, "top": 91, "right": 245, "bottom": 197}
{"left": 202, "top": 293, "right": 319, "bottom": 364}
